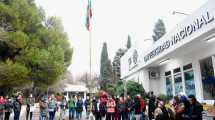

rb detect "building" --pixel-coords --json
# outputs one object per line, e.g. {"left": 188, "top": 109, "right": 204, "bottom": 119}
{"left": 63, "top": 84, "right": 89, "bottom": 100}
{"left": 121, "top": 0, "right": 215, "bottom": 103}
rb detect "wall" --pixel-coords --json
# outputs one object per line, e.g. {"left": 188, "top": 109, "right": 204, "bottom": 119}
{"left": 159, "top": 41, "right": 215, "bottom": 101}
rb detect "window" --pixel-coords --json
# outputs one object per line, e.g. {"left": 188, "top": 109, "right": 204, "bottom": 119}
{"left": 200, "top": 56, "right": 215, "bottom": 100}
{"left": 184, "top": 71, "right": 195, "bottom": 96}
{"left": 174, "top": 67, "right": 183, "bottom": 95}
{"left": 165, "top": 71, "right": 173, "bottom": 97}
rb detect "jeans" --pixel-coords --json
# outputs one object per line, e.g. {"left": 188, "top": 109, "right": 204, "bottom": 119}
{"left": 76, "top": 111, "right": 82, "bottom": 119}
{"left": 127, "top": 111, "right": 134, "bottom": 120}
{"left": 14, "top": 111, "right": 20, "bottom": 120}
{"left": 40, "top": 115, "right": 48, "bottom": 120}
{"left": 4, "top": 112, "right": 11, "bottom": 120}
{"left": 49, "top": 112, "right": 55, "bottom": 120}
{"left": 140, "top": 112, "right": 145, "bottom": 120}
{"left": 69, "top": 108, "right": 75, "bottom": 119}
{"left": 26, "top": 110, "right": 33, "bottom": 120}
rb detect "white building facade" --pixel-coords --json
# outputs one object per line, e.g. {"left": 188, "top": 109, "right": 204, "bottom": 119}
{"left": 121, "top": 0, "right": 215, "bottom": 103}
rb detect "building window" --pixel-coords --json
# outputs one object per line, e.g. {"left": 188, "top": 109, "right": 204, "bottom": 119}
{"left": 183, "top": 64, "right": 195, "bottom": 96}
{"left": 165, "top": 71, "right": 173, "bottom": 97}
{"left": 200, "top": 56, "right": 215, "bottom": 100}
{"left": 174, "top": 67, "right": 183, "bottom": 95}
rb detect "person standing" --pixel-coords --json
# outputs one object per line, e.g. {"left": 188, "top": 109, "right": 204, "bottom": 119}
{"left": 26, "top": 94, "right": 35, "bottom": 120}
{"left": 92, "top": 97, "right": 101, "bottom": 120}
{"left": 84, "top": 96, "right": 91, "bottom": 119}
{"left": 48, "top": 95, "right": 57, "bottom": 120}
{"left": 106, "top": 96, "right": 116, "bottom": 120}
{"left": 154, "top": 100, "right": 170, "bottom": 120}
{"left": 138, "top": 95, "right": 145, "bottom": 120}
{"left": 13, "top": 95, "right": 22, "bottom": 120}
{"left": 117, "top": 96, "right": 126, "bottom": 120}
{"left": 60, "top": 96, "right": 67, "bottom": 120}
{"left": 125, "top": 95, "right": 134, "bottom": 120}
{"left": 0, "top": 96, "right": 5, "bottom": 120}
{"left": 182, "top": 95, "right": 203, "bottom": 120}
{"left": 4, "top": 96, "right": 13, "bottom": 120}
{"left": 68, "top": 95, "right": 76, "bottom": 120}
{"left": 76, "top": 96, "right": 83, "bottom": 120}
{"left": 148, "top": 92, "right": 156, "bottom": 120}
{"left": 39, "top": 97, "right": 48, "bottom": 120}
{"left": 133, "top": 95, "right": 141, "bottom": 120}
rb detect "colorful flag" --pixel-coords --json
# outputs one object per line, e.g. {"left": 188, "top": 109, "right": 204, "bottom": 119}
{"left": 85, "top": 0, "right": 92, "bottom": 31}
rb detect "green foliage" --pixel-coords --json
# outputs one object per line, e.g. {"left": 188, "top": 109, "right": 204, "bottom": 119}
{"left": 106, "top": 80, "right": 145, "bottom": 98}
{"left": 100, "top": 42, "right": 113, "bottom": 89}
{"left": 0, "top": 60, "right": 29, "bottom": 87}
{"left": 152, "top": 19, "right": 166, "bottom": 42}
{"left": 0, "top": 0, "right": 73, "bottom": 94}
{"left": 126, "top": 81, "right": 145, "bottom": 98}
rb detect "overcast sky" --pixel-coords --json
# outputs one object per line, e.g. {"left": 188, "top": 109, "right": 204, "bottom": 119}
{"left": 35, "top": 0, "right": 207, "bottom": 77}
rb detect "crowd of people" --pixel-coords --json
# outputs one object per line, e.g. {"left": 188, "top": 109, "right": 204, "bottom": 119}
{"left": 0, "top": 94, "right": 24, "bottom": 120}
{"left": 0, "top": 91, "right": 212, "bottom": 120}
{"left": 147, "top": 92, "right": 204, "bottom": 120}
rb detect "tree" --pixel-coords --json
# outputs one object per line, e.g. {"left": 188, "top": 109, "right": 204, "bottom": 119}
{"left": 112, "top": 48, "right": 126, "bottom": 83}
{"left": 127, "top": 35, "right": 131, "bottom": 49}
{"left": 0, "top": 0, "right": 73, "bottom": 95}
{"left": 100, "top": 42, "right": 113, "bottom": 90}
{"left": 76, "top": 72, "right": 99, "bottom": 93}
{"left": 152, "top": 19, "right": 166, "bottom": 42}
{"left": 105, "top": 80, "right": 145, "bottom": 98}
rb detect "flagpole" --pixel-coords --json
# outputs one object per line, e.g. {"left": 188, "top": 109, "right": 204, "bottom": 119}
{"left": 89, "top": 26, "right": 92, "bottom": 93}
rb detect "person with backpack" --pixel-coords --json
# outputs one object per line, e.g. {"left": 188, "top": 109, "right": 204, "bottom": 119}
{"left": 39, "top": 96, "right": 48, "bottom": 120}
{"left": 68, "top": 95, "right": 76, "bottom": 120}
{"left": 13, "top": 95, "right": 22, "bottom": 120}
{"left": 48, "top": 95, "right": 57, "bottom": 120}
{"left": 76, "top": 96, "right": 83, "bottom": 120}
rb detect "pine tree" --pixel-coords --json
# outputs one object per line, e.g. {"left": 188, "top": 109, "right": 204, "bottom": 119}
{"left": 152, "top": 19, "right": 166, "bottom": 42}
{"left": 127, "top": 35, "right": 131, "bottom": 49}
{"left": 0, "top": 0, "right": 73, "bottom": 94}
{"left": 100, "top": 42, "right": 113, "bottom": 89}
{"left": 112, "top": 48, "right": 126, "bottom": 83}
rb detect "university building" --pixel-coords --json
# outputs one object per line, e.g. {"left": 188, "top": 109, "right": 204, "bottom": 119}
{"left": 121, "top": 0, "right": 215, "bottom": 103}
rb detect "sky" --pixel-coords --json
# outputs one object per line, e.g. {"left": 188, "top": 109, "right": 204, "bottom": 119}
{"left": 35, "top": 0, "right": 207, "bottom": 77}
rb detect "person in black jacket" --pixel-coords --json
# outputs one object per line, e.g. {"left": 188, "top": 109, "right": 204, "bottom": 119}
{"left": 148, "top": 92, "right": 156, "bottom": 120}
{"left": 182, "top": 95, "right": 203, "bottom": 120}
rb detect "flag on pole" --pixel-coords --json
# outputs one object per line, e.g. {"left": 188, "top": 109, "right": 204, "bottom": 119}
{"left": 85, "top": 0, "right": 92, "bottom": 31}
